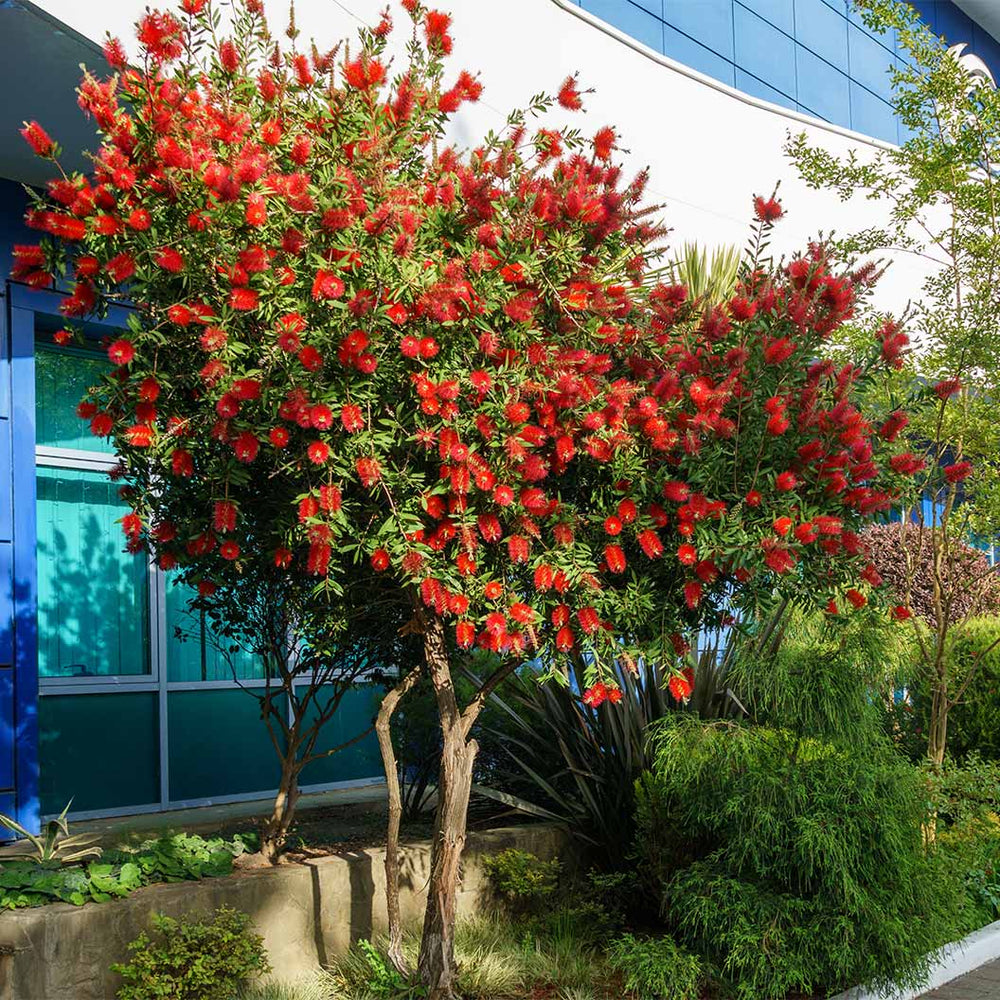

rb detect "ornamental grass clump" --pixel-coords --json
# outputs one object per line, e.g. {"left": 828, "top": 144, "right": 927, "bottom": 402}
{"left": 17, "top": 0, "right": 924, "bottom": 993}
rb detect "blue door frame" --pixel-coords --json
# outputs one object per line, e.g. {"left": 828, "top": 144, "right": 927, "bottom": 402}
{"left": 1, "top": 281, "right": 132, "bottom": 835}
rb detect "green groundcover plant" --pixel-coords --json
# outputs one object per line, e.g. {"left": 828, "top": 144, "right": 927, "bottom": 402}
{"left": 0, "top": 832, "right": 253, "bottom": 909}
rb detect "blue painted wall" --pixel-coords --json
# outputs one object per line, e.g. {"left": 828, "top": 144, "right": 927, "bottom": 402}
{"left": 1, "top": 179, "right": 39, "bottom": 832}
{"left": 567, "top": 0, "right": 1000, "bottom": 144}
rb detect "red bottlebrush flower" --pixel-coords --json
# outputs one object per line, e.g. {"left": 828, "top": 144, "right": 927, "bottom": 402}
{"left": 662, "top": 481, "right": 690, "bottom": 503}
{"left": 155, "top": 247, "right": 184, "bottom": 272}
{"left": 534, "top": 564, "right": 554, "bottom": 591}
{"left": 934, "top": 378, "right": 962, "bottom": 399}
{"left": 762, "top": 542, "right": 796, "bottom": 574}
{"left": 767, "top": 412, "right": 790, "bottom": 435}
{"left": 555, "top": 626, "right": 575, "bottom": 652}
{"left": 298, "top": 346, "right": 323, "bottom": 371}
{"left": 233, "top": 431, "right": 260, "bottom": 463}
{"left": 604, "top": 515, "right": 622, "bottom": 536}
{"left": 508, "top": 535, "right": 530, "bottom": 563}
{"left": 878, "top": 319, "right": 909, "bottom": 370}
{"left": 213, "top": 501, "right": 237, "bottom": 534}
{"left": 605, "top": 544, "right": 626, "bottom": 573}
{"left": 343, "top": 57, "right": 387, "bottom": 90}
{"left": 355, "top": 456, "right": 382, "bottom": 487}
{"left": 274, "top": 547, "right": 293, "bottom": 569}
{"left": 400, "top": 336, "right": 420, "bottom": 358}
{"left": 745, "top": 490, "right": 762, "bottom": 506}
{"left": 419, "top": 337, "right": 439, "bottom": 358}
{"left": 245, "top": 192, "right": 267, "bottom": 226}
{"left": 103, "top": 36, "right": 128, "bottom": 68}
{"left": 763, "top": 337, "right": 795, "bottom": 364}
{"left": 944, "top": 460, "right": 972, "bottom": 483}
{"left": 137, "top": 11, "right": 185, "bottom": 62}
{"left": 578, "top": 607, "right": 600, "bottom": 634}
{"left": 557, "top": 74, "right": 583, "bottom": 110}
{"left": 677, "top": 543, "right": 697, "bottom": 565}
{"left": 668, "top": 670, "right": 694, "bottom": 703}
{"left": 861, "top": 563, "right": 883, "bottom": 587}
{"left": 891, "top": 605, "right": 912, "bottom": 621}
{"left": 220, "top": 540, "right": 240, "bottom": 561}
{"left": 198, "top": 580, "right": 218, "bottom": 597}
{"left": 371, "top": 548, "right": 390, "bottom": 572}
{"left": 341, "top": 404, "right": 365, "bottom": 433}
{"left": 200, "top": 327, "right": 227, "bottom": 351}
{"left": 424, "top": 10, "right": 453, "bottom": 54}
{"left": 879, "top": 410, "right": 909, "bottom": 442}
{"left": 683, "top": 580, "right": 702, "bottom": 609}
{"left": 308, "top": 441, "right": 330, "bottom": 464}
{"left": 889, "top": 452, "right": 926, "bottom": 475}
{"left": 54, "top": 329, "right": 73, "bottom": 347}
{"left": 753, "top": 195, "right": 784, "bottom": 223}
{"left": 617, "top": 498, "right": 637, "bottom": 524}
{"left": 120, "top": 512, "right": 142, "bottom": 538}
{"left": 826, "top": 599, "right": 839, "bottom": 615}
{"left": 775, "top": 471, "right": 798, "bottom": 492}
{"left": 107, "top": 339, "right": 135, "bottom": 365}
{"left": 20, "top": 121, "right": 54, "bottom": 157}
{"left": 269, "top": 426, "right": 289, "bottom": 448}
{"left": 846, "top": 588, "right": 867, "bottom": 609}
{"left": 90, "top": 412, "right": 114, "bottom": 437}
{"left": 510, "top": 602, "right": 534, "bottom": 624}
{"left": 230, "top": 288, "right": 259, "bottom": 311}
{"left": 592, "top": 126, "right": 615, "bottom": 160}
{"left": 582, "top": 682, "right": 608, "bottom": 708}
{"left": 307, "top": 541, "right": 331, "bottom": 576}
{"left": 773, "top": 516, "right": 793, "bottom": 537}
{"left": 171, "top": 449, "right": 194, "bottom": 476}
{"left": 312, "top": 270, "right": 345, "bottom": 300}
{"left": 386, "top": 303, "right": 409, "bottom": 325}
{"left": 638, "top": 529, "right": 664, "bottom": 559}
{"left": 128, "top": 208, "right": 152, "bottom": 231}
{"left": 794, "top": 522, "right": 818, "bottom": 544}
{"left": 219, "top": 39, "right": 240, "bottom": 73}
{"left": 456, "top": 621, "right": 475, "bottom": 648}
{"left": 125, "top": 424, "right": 154, "bottom": 447}
{"left": 319, "top": 485, "right": 342, "bottom": 513}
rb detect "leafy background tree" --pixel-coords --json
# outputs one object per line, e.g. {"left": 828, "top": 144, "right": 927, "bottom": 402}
{"left": 787, "top": 0, "right": 1000, "bottom": 768}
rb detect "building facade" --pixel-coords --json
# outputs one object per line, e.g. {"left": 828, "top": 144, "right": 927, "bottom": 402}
{"left": 1, "top": 0, "right": 998, "bottom": 832}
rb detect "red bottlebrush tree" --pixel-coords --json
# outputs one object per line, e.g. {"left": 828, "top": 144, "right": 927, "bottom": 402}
{"left": 16, "top": 1, "right": 921, "bottom": 993}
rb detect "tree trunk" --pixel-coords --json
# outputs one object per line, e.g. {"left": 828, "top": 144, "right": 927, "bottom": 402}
{"left": 261, "top": 760, "right": 300, "bottom": 864}
{"left": 375, "top": 665, "right": 424, "bottom": 976}
{"left": 416, "top": 614, "right": 478, "bottom": 1000}
{"left": 418, "top": 722, "right": 478, "bottom": 999}
{"left": 928, "top": 681, "right": 949, "bottom": 771}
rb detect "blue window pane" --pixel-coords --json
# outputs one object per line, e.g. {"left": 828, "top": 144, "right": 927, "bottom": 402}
{"left": 849, "top": 22, "right": 895, "bottom": 99}
{"left": 734, "top": 5, "right": 796, "bottom": 96}
{"left": 794, "top": 0, "right": 848, "bottom": 70}
{"left": 737, "top": 0, "right": 793, "bottom": 34}
{"left": 796, "top": 46, "right": 850, "bottom": 123}
{"left": 908, "top": 0, "right": 938, "bottom": 33}
{"left": 971, "top": 28, "right": 1000, "bottom": 86}
{"left": 35, "top": 346, "right": 114, "bottom": 454}
{"left": 580, "top": 0, "right": 664, "bottom": 52}
{"left": 631, "top": 0, "right": 663, "bottom": 16}
{"left": 820, "top": 0, "right": 846, "bottom": 12}
{"left": 663, "top": 0, "right": 735, "bottom": 60}
{"left": 663, "top": 23, "right": 735, "bottom": 83}
{"left": 850, "top": 82, "right": 896, "bottom": 142}
{"left": 735, "top": 68, "right": 797, "bottom": 109}
{"left": 36, "top": 466, "right": 150, "bottom": 678}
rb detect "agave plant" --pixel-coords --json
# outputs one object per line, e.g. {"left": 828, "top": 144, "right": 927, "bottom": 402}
{"left": 0, "top": 802, "right": 102, "bottom": 865}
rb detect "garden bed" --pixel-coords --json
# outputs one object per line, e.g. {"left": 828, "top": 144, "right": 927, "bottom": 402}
{"left": 0, "top": 824, "right": 566, "bottom": 1000}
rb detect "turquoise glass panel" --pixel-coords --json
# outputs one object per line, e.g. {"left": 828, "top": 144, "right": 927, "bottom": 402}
{"left": 165, "top": 576, "right": 267, "bottom": 682}
{"left": 297, "top": 684, "right": 383, "bottom": 787}
{"left": 35, "top": 346, "right": 113, "bottom": 454}
{"left": 39, "top": 692, "right": 159, "bottom": 814}
{"left": 167, "top": 688, "right": 285, "bottom": 801}
{"left": 36, "top": 466, "right": 149, "bottom": 677}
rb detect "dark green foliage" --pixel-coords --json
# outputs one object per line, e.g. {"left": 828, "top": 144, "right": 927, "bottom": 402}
{"left": 479, "top": 654, "right": 675, "bottom": 858}
{"left": 0, "top": 832, "right": 252, "bottom": 909}
{"left": 113, "top": 907, "right": 270, "bottom": 1000}
{"left": 481, "top": 849, "right": 560, "bottom": 910}
{"left": 636, "top": 718, "right": 968, "bottom": 998}
{"left": 605, "top": 933, "right": 701, "bottom": 1000}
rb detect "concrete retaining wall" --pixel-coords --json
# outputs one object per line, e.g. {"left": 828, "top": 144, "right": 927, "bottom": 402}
{"left": 0, "top": 824, "right": 567, "bottom": 1000}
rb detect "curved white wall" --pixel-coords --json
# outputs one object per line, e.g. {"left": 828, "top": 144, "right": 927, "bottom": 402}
{"left": 35, "top": 0, "right": 935, "bottom": 311}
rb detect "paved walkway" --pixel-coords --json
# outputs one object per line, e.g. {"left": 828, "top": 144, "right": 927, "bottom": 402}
{"left": 919, "top": 958, "right": 1000, "bottom": 998}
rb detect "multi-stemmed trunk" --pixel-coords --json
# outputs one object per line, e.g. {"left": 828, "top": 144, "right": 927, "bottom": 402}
{"left": 260, "top": 759, "right": 300, "bottom": 864}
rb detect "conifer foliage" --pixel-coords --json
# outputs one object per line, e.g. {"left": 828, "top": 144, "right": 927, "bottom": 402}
{"left": 15, "top": 1, "right": 921, "bottom": 992}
